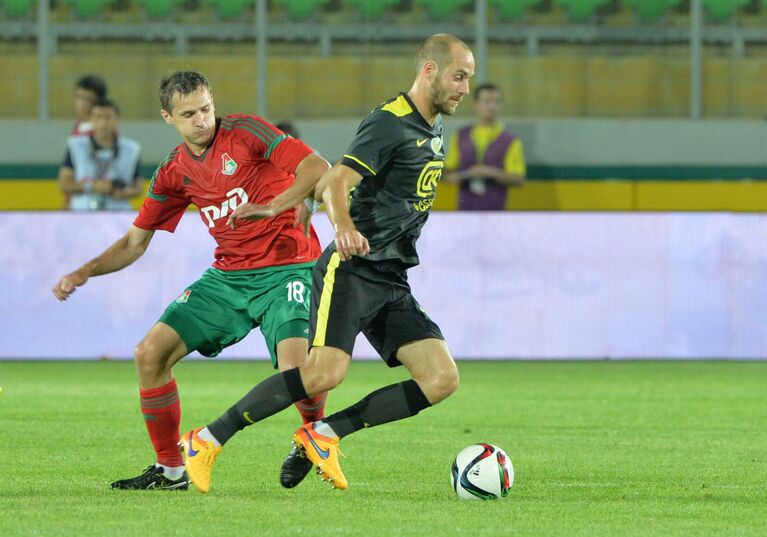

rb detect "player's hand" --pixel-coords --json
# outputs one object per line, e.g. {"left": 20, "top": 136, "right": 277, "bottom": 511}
{"left": 293, "top": 202, "right": 312, "bottom": 238}
{"left": 465, "top": 164, "right": 495, "bottom": 179}
{"left": 52, "top": 269, "right": 89, "bottom": 301}
{"left": 334, "top": 224, "right": 369, "bottom": 261}
{"left": 227, "top": 203, "right": 276, "bottom": 229}
{"left": 92, "top": 179, "right": 114, "bottom": 195}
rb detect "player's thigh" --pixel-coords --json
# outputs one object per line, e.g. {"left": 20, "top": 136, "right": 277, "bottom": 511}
{"left": 363, "top": 293, "right": 445, "bottom": 368}
{"left": 310, "top": 250, "right": 383, "bottom": 357}
{"left": 396, "top": 338, "right": 459, "bottom": 404}
{"left": 255, "top": 266, "right": 313, "bottom": 369}
{"left": 159, "top": 269, "right": 253, "bottom": 358}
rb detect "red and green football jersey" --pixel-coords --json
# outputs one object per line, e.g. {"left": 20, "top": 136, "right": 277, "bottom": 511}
{"left": 134, "top": 115, "right": 321, "bottom": 271}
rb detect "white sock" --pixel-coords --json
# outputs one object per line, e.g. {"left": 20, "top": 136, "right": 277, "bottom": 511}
{"left": 156, "top": 463, "right": 185, "bottom": 481}
{"left": 197, "top": 427, "right": 222, "bottom": 447}
{"left": 312, "top": 420, "right": 339, "bottom": 439}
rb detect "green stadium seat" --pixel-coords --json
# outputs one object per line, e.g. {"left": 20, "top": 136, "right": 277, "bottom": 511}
{"left": 274, "top": 0, "right": 329, "bottom": 20}
{"left": 488, "top": 0, "right": 542, "bottom": 21}
{"left": 554, "top": 0, "right": 612, "bottom": 21}
{"left": 346, "top": 0, "right": 400, "bottom": 20}
{"left": 415, "top": 0, "right": 472, "bottom": 20}
{"left": 138, "top": 0, "right": 184, "bottom": 19}
{"left": 206, "top": 0, "right": 256, "bottom": 20}
{"left": 702, "top": 0, "right": 749, "bottom": 21}
{"left": 61, "top": 0, "right": 115, "bottom": 18}
{"left": 2, "top": 0, "right": 35, "bottom": 18}
{"left": 626, "top": 0, "right": 682, "bottom": 21}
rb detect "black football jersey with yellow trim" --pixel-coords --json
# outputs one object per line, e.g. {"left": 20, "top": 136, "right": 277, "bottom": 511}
{"left": 340, "top": 92, "right": 444, "bottom": 267}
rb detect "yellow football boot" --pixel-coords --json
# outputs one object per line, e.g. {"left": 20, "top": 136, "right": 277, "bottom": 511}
{"left": 293, "top": 422, "right": 347, "bottom": 490}
{"left": 179, "top": 428, "right": 222, "bottom": 494}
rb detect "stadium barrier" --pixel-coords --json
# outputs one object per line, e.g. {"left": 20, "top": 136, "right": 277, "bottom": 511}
{"left": 2, "top": 211, "right": 765, "bottom": 360}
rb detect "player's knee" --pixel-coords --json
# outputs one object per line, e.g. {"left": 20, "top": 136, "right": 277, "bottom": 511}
{"left": 301, "top": 347, "right": 349, "bottom": 394}
{"left": 303, "top": 366, "right": 345, "bottom": 395}
{"left": 423, "top": 363, "right": 459, "bottom": 404}
{"left": 133, "top": 341, "right": 167, "bottom": 379}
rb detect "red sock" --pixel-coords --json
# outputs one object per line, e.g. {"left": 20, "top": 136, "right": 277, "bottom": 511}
{"left": 294, "top": 392, "right": 328, "bottom": 424}
{"left": 139, "top": 378, "right": 182, "bottom": 467}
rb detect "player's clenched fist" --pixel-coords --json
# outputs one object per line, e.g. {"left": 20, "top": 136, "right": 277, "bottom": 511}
{"left": 334, "top": 224, "right": 370, "bottom": 261}
{"left": 52, "top": 269, "right": 89, "bottom": 301}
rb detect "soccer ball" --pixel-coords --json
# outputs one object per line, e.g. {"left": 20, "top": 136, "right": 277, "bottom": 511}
{"left": 450, "top": 443, "right": 513, "bottom": 500}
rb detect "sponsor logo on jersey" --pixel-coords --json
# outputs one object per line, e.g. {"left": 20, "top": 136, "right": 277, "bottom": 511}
{"left": 221, "top": 153, "right": 238, "bottom": 176}
{"left": 413, "top": 160, "right": 443, "bottom": 212}
{"left": 200, "top": 187, "right": 249, "bottom": 228}
{"left": 416, "top": 138, "right": 428, "bottom": 147}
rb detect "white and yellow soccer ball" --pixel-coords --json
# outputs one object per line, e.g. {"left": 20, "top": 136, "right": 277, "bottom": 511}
{"left": 450, "top": 443, "right": 513, "bottom": 500}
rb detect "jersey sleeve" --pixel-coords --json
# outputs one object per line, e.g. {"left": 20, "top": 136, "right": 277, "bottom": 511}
{"left": 443, "top": 134, "right": 460, "bottom": 171}
{"left": 133, "top": 162, "right": 189, "bottom": 232}
{"left": 341, "top": 111, "right": 403, "bottom": 177}
{"left": 504, "top": 138, "right": 526, "bottom": 177}
{"left": 267, "top": 135, "right": 315, "bottom": 174}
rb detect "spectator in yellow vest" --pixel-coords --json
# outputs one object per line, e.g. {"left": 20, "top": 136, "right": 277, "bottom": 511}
{"left": 444, "top": 83, "right": 525, "bottom": 210}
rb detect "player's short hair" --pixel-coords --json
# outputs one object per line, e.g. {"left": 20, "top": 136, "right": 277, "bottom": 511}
{"left": 91, "top": 97, "right": 120, "bottom": 115}
{"left": 75, "top": 75, "right": 108, "bottom": 99}
{"left": 159, "top": 71, "right": 211, "bottom": 113}
{"left": 275, "top": 121, "right": 300, "bottom": 139}
{"left": 474, "top": 83, "right": 500, "bottom": 101}
{"left": 415, "top": 34, "right": 471, "bottom": 74}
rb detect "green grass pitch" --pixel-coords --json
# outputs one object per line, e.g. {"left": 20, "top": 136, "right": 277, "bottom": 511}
{"left": 0, "top": 360, "right": 765, "bottom": 537}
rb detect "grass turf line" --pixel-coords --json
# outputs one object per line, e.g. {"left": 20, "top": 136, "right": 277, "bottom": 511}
{"left": 0, "top": 360, "right": 765, "bottom": 537}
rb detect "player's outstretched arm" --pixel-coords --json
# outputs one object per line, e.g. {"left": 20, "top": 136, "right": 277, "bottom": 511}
{"left": 52, "top": 225, "right": 155, "bottom": 301}
{"left": 322, "top": 164, "right": 370, "bottom": 261}
{"left": 227, "top": 153, "right": 330, "bottom": 229}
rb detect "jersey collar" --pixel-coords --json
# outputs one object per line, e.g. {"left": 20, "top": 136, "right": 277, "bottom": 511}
{"left": 401, "top": 92, "right": 438, "bottom": 131}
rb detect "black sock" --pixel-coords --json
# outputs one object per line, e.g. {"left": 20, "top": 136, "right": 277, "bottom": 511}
{"left": 323, "top": 379, "right": 431, "bottom": 438}
{"left": 207, "top": 367, "right": 308, "bottom": 445}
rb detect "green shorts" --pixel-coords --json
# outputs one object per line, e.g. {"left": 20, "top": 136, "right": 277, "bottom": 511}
{"left": 158, "top": 262, "right": 314, "bottom": 367}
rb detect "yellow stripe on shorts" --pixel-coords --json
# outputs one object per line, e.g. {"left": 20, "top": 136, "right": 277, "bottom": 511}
{"left": 312, "top": 252, "right": 341, "bottom": 347}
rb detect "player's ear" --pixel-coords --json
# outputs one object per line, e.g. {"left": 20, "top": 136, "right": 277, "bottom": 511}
{"left": 160, "top": 109, "right": 173, "bottom": 124}
{"left": 422, "top": 60, "right": 438, "bottom": 82}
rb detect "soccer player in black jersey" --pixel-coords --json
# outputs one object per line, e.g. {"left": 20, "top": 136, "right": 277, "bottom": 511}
{"left": 181, "top": 33, "right": 475, "bottom": 492}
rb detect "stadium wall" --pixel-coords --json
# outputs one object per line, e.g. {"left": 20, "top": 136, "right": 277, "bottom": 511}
{"left": 1, "top": 118, "right": 765, "bottom": 211}
{"left": 1, "top": 211, "right": 766, "bottom": 360}
{"left": 2, "top": 50, "right": 767, "bottom": 119}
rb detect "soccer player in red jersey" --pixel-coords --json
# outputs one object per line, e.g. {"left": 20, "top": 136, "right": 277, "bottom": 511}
{"left": 52, "top": 71, "right": 331, "bottom": 490}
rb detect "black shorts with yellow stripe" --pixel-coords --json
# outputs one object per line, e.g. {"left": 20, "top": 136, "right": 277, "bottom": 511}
{"left": 309, "top": 245, "right": 444, "bottom": 367}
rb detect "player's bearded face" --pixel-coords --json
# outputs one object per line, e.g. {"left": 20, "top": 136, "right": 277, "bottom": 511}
{"left": 429, "top": 50, "right": 474, "bottom": 115}
{"left": 430, "top": 74, "right": 456, "bottom": 115}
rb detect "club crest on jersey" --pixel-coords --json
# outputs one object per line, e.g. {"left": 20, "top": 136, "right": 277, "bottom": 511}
{"left": 176, "top": 290, "right": 192, "bottom": 303}
{"left": 221, "top": 153, "right": 238, "bottom": 176}
{"left": 430, "top": 137, "right": 443, "bottom": 154}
